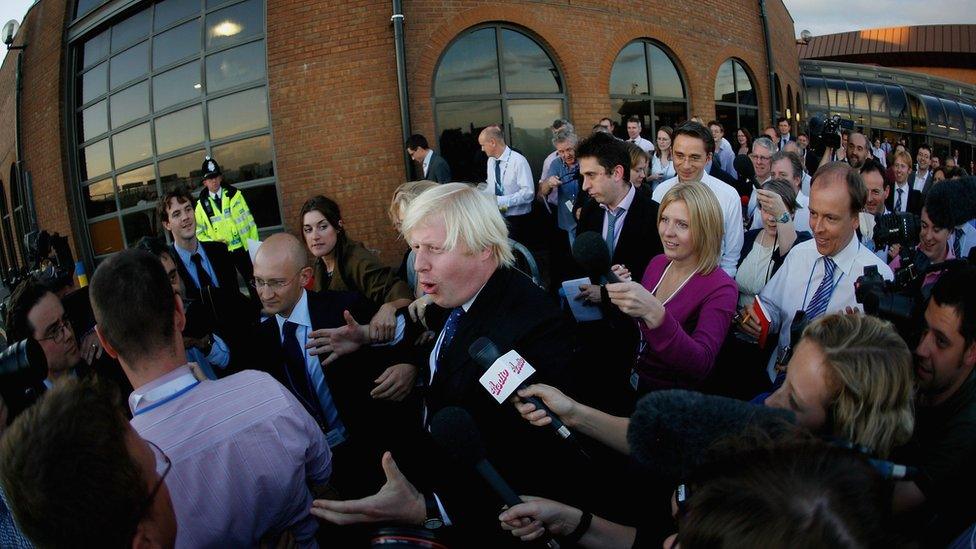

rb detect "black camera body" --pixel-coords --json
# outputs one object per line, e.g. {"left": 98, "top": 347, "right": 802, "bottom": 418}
{"left": 873, "top": 211, "right": 920, "bottom": 250}
{"left": 805, "top": 114, "right": 855, "bottom": 173}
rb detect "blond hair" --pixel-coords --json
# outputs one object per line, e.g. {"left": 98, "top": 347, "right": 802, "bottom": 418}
{"left": 401, "top": 183, "right": 514, "bottom": 267}
{"left": 892, "top": 149, "right": 913, "bottom": 168}
{"left": 802, "top": 313, "right": 915, "bottom": 458}
{"left": 657, "top": 183, "right": 725, "bottom": 275}
{"left": 389, "top": 180, "right": 438, "bottom": 226}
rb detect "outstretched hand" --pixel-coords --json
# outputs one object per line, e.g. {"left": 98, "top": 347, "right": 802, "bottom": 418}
{"left": 310, "top": 451, "right": 425, "bottom": 526}
{"left": 307, "top": 310, "right": 369, "bottom": 365}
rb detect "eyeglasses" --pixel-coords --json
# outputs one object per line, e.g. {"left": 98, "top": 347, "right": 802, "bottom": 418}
{"left": 139, "top": 440, "right": 172, "bottom": 518}
{"left": 250, "top": 269, "right": 303, "bottom": 292}
{"left": 750, "top": 154, "right": 772, "bottom": 162}
{"left": 36, "top": 314, "right": 73, "bottom": 344}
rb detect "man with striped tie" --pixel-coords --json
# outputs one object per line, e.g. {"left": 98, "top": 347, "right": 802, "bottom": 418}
{"left": 479, "top": 125, "right": 534, "bottom": 245}
{"left": 740, "top": 162, "right": 893, "bottom": 381}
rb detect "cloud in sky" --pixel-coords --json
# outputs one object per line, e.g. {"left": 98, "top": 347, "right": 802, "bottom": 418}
{"left": 783, "top": 0, "right": 976, "bottom": 37}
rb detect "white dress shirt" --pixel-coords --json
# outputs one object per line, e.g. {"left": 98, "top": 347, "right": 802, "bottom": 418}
{"left": 484, "top": 146, "right": 534, "bottom": 216}
{"left": 600, "top": 184, "right": 636, "bottom": 252}
{"left": 630, "top": 136, "right": 654, "bottom": 154}
{"left": 912, "top": 170, "right": 929, "bottom": 193}
{"left": 653, "top": 172, "right": 744, "bottom": 277}
{"left": 422, "top": 149, "right": 433, "bottom": 178}
{"left": 950, "top": 221, "right": 976, "bottom": 260}
{"left": 759, "top": 236, "right": 893, "bottom": 378}
{"left": 891, "top": 182, "right": 910, "bottom": 213}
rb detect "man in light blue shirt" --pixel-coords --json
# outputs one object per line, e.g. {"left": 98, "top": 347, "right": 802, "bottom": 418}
{"left": 479, "top": 125, "right": 535, "bottom": 244}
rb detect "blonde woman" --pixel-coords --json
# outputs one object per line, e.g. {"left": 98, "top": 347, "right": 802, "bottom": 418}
{"left": 764, "top": 312, "right": 914, "bottom": 458}
{"left": 606, "top": 183, "right": 737, "bottom": 394}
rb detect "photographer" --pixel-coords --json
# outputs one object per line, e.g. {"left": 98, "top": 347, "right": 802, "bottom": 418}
{"left": 0, "top": 281, "right": 105, "bottom": 421}
{"left": 887, "top": 207, "right": 952, "bottom": 300}
{"left": 893, "top": 266, "right": 976, "bottom": 546}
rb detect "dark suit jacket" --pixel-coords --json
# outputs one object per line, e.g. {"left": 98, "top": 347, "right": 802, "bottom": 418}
{"left": 909, "top": 170, "right": 935, "bottom": 198}
{"left": 413, "top": 268, "right": 593, "bottom": 544}
{"left": 425, "top": 151, "right": 452, "bottom": 184}
{"left": 885, "top": 185, "right": 923, "bottom": 217}
{"left": 171, "top": 241, "right": 240, "bottom": 299}
{"left": 576, "top": 187, "right": 663, "bottom": 278}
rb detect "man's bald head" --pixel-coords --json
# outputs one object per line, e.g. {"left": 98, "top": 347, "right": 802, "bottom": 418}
{"left": 252, "top": 233, "right": 311, "bottom": 317}
{"left": 478, "top": 125, "right": 506, "bottom": 159}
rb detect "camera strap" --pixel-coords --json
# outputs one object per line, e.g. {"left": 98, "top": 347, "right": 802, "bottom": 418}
{"left": 131, "top": 369, "right": 200, "bottom": 417}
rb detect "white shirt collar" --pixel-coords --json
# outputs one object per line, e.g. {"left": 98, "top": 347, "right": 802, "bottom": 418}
{"left": 275, "top": 288, "right": 312, "bottom": 332}
{"left": 422, "top": 149, "right": 434, "bottom": 170}
{"left": 830, "top": 233, "right": 863, "bottom": 277}
{"left": 128, "top": 364, "right": 197, "bottom": 414}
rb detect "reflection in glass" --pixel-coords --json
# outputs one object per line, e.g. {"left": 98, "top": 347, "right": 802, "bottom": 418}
{"left": 84, "top": 179, "right": 117, "bottom": 218}
{"left": 802, "top": 77, "right": 828, "bottom": 108}
{"left": 866, "top": 83, "right": 888, "bottom": 114}
{"left": 435, "top": 100, "right": 502, "bottom": 182}
{"left": 508, "top": 99, "right": 563, "bottom": 179}
{"left": 825, "top": 79, "right": 850, "bottom": 114}
{"left": 715, "top": 60, "right": 734, "bottom": 102}
{"left": 83, "top": 30, "right": 110, "bottom": 68}
{"left": 80, "top": 101, "right": 109, "bottom": 142}
{"left": 435, "top": 28, "right": 499, "bottom": 97}
{"left": 715, "top": 104, "right": 738, "bottom": 139}
{"left": 153, "top": 18, "right": 201, "bottom": 69}
{"left": 240, "top": 184, "right": 281, "bottom": 228}
{"left": 500, "top": 29, "right": 560, "bottom": 94}
{"left": 959, "top": 102, "right": 976, "bottom": 136}
{"left": 206, "top": 41, "right": 266, "bottom": 92}
{"left": 610, "top": 42, "right": 647, "bottom": 97}
{"left": 738, "top": 107, "right": 759, "bottom": 137}
{"left": 654, "top": 101, "right": 689, "bottom": 133}
{"left": 89, "top": 217, "right": 124, "bottom": 255}
{"left": 81, "top": 139, "right": 111, "bottom": 181}
{"left": 110, "top": 81, "right": 149, "bottom": 128}
{"left": 885, "top": 85, "right": 908, "bottom": 121}
{"left": 155, "top": 0, "right": 199, "bottom": 30}
{"left": 941, "top": 99, "right": 965, "bottom": 135}
{"left": 153, "top": 62, "right": 202, "bottom": 110}
{"left": 159, "top": 149, "right": 206, "bottom": 194}
{"left": 112, "top": 123, "right": 152, "bottom": 168}
{"left": 206, "top": 0, "right": 263, "bottom": 50}
{"left": 123, "top": 209, "right": 159, "bottom": 246}
{"left": 116, "top": 165, "right": 158, "bottom": 210}
{"left": 155, "top": 105, "right": 204, "bottom": 154}
{"left": 111, "top": 7, "right": 150, "bottom": 53}
{"left": 110, "top": 41, "right": 149, "bottom": 89}
{"left": 609, "top": 98, "right": 651, "bottom": 139}
{"left": 921, "top": 95, "right": 948, "bottom": 133}
{"left": 649, "top": 45, "right": 684, "bottom": 99}
{"left": 734, "top": 62, "right": 756, "bottom": 106}
{"left": 847, "top": 81, "right": 869, "bottom": 111}
{"left": 207, "top": 87, "right": 268, "bottom": 139}
{"left": 211, "top": 135, "right": 274, "bottom": 184}
{"left": 207, "top": 0, "right": 233, "bottom": 7}
{"left": 908, "top": 93, "right": 926, "bottom": 133}
{"left": 81, "top": 63, "right": 108, "bottom": 104}
{"left": 76, "top": 0, "right": 103, "bottom": 19}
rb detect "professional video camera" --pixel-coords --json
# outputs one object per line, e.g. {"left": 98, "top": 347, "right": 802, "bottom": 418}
{"left": 5, "top": 230, "right": 76, "bottom": 291}
{"left": 805, "top": 114, "right": 855, "bottom": 173}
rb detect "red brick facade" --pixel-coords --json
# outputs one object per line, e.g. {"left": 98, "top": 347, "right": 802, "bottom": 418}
{"left": 0, "top": 0, "right": 800, "bottom": 272}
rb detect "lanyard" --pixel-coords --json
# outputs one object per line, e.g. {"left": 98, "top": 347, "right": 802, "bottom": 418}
{"left": 132, "top": 371, "right": 200, "bottom": 416}
{"left": 650, "top": 261, "right": 696, "bottom": 306}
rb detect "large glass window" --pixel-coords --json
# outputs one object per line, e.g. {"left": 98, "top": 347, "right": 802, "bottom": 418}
{"left": 920, "top": 94, "right": 948, "bottom": 135}
{"left": 715, "top": 59, "right": 759, "bottom": 138}
{"left": 433, "top": 25, "right": 566, "bottom": 182}
{"left": 73, "top": 0, "right": 279, "bottom": 260}
{"left": 609, "top": 40, "right": 688, "bottom": 142}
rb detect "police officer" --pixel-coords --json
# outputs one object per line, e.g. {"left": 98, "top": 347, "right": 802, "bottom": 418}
{"left": 196, "top": 156, "right": 259, "bottom": 300}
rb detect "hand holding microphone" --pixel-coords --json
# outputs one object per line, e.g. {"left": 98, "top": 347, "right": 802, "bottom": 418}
{"left": 513, "top": 384, "right": 579, "bottom": 429}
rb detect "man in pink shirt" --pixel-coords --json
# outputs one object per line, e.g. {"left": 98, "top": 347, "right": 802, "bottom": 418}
{"left": 90, "top": 249, "right": 333, "bottom": 548}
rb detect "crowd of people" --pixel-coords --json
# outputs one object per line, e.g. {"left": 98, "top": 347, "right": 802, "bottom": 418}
{"left": 0, "top": 117, "right": 975, "bottom": 549}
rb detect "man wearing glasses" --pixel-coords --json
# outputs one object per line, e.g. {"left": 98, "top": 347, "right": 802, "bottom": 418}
{"left": 89, "top": 249, "right": 333, "bottom": 547}
{"left": 0, "top": 280, "right": 104, "bottom": 420}
{"left": 251, "top": 233, "right": 416, "bottom": 500}
{"left": 0, "top": 378, "right": 178, "bottom": 548}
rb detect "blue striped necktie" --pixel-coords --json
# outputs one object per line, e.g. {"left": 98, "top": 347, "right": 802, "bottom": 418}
{"left": 494, "top": 159, "right": 503, "bottom": 196}
{"left": 804, "top": 257, "right": 837, "bottom": 320}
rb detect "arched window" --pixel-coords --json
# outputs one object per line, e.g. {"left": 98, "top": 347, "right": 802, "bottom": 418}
{"left": 609, "top": 40, "right": 687, "bottom": 141}
{"left": 786, "top": 84, "right": 794, "bottom": 121}
{"left": 433, "top": 25, "right": 567, "bottom": 182}
{"left": 0, "top": 179, "right": 8, "bottom": 279}
{"left": 714, "top": 59, "right": 758, "bottom": 139}
{"left": 9, "top": 164, "right": 28, "bottom": 265}
{"left": 773, "top": 73, "right": 783, "bottom": 118}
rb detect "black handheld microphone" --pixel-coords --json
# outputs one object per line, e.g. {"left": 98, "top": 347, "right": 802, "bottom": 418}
{"left": 430, "top": 407, "right": 560, "bottom": 549}
{"left": 572, "top": 231, "right": 621, "bottom": 284}
{"left": 468, "top": 337, "right": 577, "bottom": 445}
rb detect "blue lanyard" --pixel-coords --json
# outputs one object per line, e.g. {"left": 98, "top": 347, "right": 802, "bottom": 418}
{"left": 133, "top": 380, "right": 200, "bottom": 416}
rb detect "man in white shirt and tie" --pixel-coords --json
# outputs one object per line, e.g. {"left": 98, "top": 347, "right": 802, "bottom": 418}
{"left": 479, "top": 125, "right": 534, "bottom": 244}
{"left": 776, "top": 117, "right": 794, "bottom": 152}
{"left": 625, "top": 115, "right": 654, "bottom": 154}
{"left": 740, "top": 162, "right": 893, "bottom": 380}
{"left": 652, "top": 121, "right": 744, "bottom": 277}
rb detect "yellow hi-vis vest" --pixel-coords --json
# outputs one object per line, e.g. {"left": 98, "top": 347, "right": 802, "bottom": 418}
{"left": 195, "top": 185, "right": 258, "bottom": 251}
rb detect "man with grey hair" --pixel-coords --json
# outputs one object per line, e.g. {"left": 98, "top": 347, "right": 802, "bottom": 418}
{"left": 746, "top": 136, "right": 777, "bottom": 221}
{"left": 311, "top": 183, "right": 588, "bottom": 543}
{"left": 539, "top": 130, "right": 580, "bottom": 244}
{"left": 540, "top": 119, "right": 574, "bottom": 179}
{"left": 479, "top": 126, "right": 534, "bottom": 244}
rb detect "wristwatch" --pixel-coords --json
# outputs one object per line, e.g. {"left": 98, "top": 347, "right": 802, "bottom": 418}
{"left": 422, "top": 492, "right": 444, "bottom": 530}
{"left": 777, "top": 211, "right": 791, "bottom": 224}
